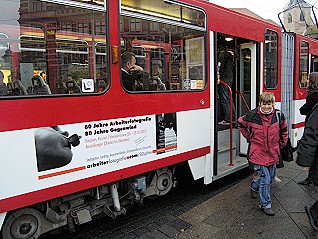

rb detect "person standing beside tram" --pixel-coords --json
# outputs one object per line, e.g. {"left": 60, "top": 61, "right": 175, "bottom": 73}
{"left": 296, "top": 72, "right": 318, "bottom": 231}
{"left": 238, "top": 92, "right": 288, "bottom": 216}
{"left": 296, "top": 95, "right": 318, "bottom": 230}
{"left": 297, "top": 72, "right": 318, "bottom": 186}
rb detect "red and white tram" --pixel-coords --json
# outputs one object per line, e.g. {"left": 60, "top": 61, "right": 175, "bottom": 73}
{"left": 0, "top": 0, "right": 316, "bottom": 238}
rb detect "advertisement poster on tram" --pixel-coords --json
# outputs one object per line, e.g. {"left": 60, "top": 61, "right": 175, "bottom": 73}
{"left": 35, "top": 113, "right": 177, "bottom": 180}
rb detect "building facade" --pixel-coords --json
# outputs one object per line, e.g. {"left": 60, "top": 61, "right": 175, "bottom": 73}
{"left": 283, "top": 0, "right": 315, "bottom": 35}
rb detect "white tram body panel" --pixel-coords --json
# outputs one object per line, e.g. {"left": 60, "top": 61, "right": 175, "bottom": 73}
{"left": 0, "top": 109, "right": 210, "bottom": 202}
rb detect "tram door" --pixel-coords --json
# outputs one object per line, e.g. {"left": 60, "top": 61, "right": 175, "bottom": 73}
{"left": 239, "top": 43, "right": 257, "bottom": 155}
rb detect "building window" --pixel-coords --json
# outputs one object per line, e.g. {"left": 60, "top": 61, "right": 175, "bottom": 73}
{"left": 288, "top": 13, "right": 292, "bottom": 23}
{"left": 150, "top": 22, "right": 159, "bottom": 32}
{"left": 130, "top": 19, "right": 141, "bottom": 32}
{"left": 31, "top": 0, "right": 46, "bottom": 12}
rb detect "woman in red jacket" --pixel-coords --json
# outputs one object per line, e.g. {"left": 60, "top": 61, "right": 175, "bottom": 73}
{"left": 238, "top": 92, "right": 288, "bottom": 216}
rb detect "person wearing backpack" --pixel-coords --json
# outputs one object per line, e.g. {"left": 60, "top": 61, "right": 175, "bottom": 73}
{"left": 238, "top": 92, "right": 288, "bottom": 216}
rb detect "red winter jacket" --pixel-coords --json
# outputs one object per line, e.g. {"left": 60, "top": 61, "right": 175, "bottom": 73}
{"left": 238, "top": 107, "right": 288, "bottom": 166}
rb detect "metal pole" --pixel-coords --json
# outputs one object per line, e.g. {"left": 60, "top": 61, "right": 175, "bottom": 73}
{"left": 220, "top": 81, "right": 234, "bottom": 166}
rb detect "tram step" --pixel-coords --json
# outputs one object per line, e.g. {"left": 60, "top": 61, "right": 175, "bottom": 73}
{"left": 218, "top": 143, "right": 237, "bottom": 165}
{"left": 217, "top": 128, "right": 240, "bottom": 146}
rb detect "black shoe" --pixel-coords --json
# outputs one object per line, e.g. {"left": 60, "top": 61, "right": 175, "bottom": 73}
{"left": 298, "top": 178, "right": 313, "bottom": 185}
{"left": 250, "top": 188, "right": 258, "bottom": 199}
{"left": 305, "top": 204, "right": 318, "bottom": 231}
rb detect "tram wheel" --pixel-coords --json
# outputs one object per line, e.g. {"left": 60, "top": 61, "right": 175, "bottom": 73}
{"left": 156, "top": 167, "right": 173, "bottom": 196}
{"left": 2, "top": 208, "right": 43, "bottom": 239}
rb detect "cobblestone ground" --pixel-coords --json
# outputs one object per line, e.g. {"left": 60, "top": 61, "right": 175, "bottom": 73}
{"left": 35, "top": 167, "right": 250, "bottom": 239}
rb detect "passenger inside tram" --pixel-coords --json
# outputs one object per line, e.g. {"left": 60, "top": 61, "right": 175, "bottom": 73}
{"left": 28, "top": 75, "right": 51, "bottom": 95}
{"left": 96, "top": 70, "right": 107, "bottom": 92}
{"left": 96, "top": 79, "right": 107, "bottom": 93}
{"left": 217, "top": 47, "right": 236, "bottom": 125}
{"left": 0, "top": 71, "right": 8, "bottom": 96}
{"left": 149, "top": 75, "right": 166, "bottom": 91}
{"left": 65, "top": 75, "right": 81, "bottom": 94}
{"left": 121, "top": 51, "right": 144, "bottom": 91}
{"left": 8, "top": 80, "right": 28, "bottom": 96}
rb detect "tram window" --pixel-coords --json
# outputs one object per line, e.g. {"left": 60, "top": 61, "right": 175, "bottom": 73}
{"left": 300, "top": 41, "right": 309, "bottom": 88}
{"left": 0, "top": 34, "right": 10, "bottom": 86}
{"left": 120, "top": 1, "right": 206, "bottom": 92}
{"left": 311, "top": 55, "right": 318, "bottom": 72}
{"left": 0, "top": 0, "right": 109, "bottom": 98}
{"left": 264, "top": 29, "right": 278, "bottom": 89}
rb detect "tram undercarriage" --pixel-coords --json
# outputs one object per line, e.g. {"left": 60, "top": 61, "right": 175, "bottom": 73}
{"left": 1, "top": 167, "right": 176, "bottom": 239}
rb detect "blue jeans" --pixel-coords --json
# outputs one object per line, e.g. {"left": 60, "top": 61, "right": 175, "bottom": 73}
{"left": 217, "top": 83, "right": 235, "bottom": 122}
{"left": 251, "top": 164, "right": 276, "bottom": 209}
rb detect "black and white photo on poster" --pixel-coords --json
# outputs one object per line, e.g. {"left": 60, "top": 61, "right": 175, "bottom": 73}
{"left": 155, "top": 112, "right": 177, "bottom": 154}
{"left": 34, "top": 126, "right": 81, "bottom": 172}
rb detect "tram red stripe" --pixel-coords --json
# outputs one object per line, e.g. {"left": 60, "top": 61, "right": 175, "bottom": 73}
{"left": 0, "top": 146, "right": 210, "bottom": 213}
{"left": 38, "top": 166, "right": 86, "bottom": 180}
{"left": 292, "top": 122, "right": 305, "bottom": 129}
{"left": 152, "top": 145, "right": 178, "bottom": 153}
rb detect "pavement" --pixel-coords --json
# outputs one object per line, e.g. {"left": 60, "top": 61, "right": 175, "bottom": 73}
{"left": 177, "top": 154, "right": 318, "bottom": 239}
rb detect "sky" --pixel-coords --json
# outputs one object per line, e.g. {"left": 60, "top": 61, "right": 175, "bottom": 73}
{"left": 209, "top": 0, "right": 318, "bottom": 24}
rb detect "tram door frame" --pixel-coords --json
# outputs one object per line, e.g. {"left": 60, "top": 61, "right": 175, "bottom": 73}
{"left": 239, "top": 43, "right": 257, "bottom": 155}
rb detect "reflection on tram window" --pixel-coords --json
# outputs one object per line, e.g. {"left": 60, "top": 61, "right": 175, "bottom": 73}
{"left": 0, "top": 0, "right": 109, "bottom": 98}
{"left": 120, "top": 4, "right": 207, "bottom": 92}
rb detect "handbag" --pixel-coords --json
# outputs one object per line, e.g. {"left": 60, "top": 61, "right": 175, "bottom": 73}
{"left": 276, "top": 154, "right": 284, "bottom": 168}
{"left": 281, "top": 138, "right": 293, "bottom": 162}
{"left": 275, "top": 110, "right": 293, "bottom": 162}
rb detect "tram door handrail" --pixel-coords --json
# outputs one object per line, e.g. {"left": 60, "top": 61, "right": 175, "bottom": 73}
{"left": 219, "top": 80, "right": 234, "bottom": 166}
{"left": 237, "top": 90, "right": 251, "bottom": 112}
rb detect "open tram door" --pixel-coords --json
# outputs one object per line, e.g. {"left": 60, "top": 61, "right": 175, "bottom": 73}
{"left": 215, "top": 37, "right": 258, "bottom": 179}
{"left": 238, "top": 43, "right": 258, "bottom": 155}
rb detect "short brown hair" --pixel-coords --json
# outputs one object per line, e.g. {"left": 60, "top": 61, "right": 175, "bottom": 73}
{"left": 259, "top": 92, "right": 275, "bottom": 104}
{"left": 121, "top": 51, "right": 135, "bottom": 65}
{"left": 308, "top": 72, "right": 318, "bottom": 95}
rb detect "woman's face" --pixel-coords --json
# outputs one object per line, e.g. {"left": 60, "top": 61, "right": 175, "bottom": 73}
{"left": 260, "top": 101, "right": 273, "bottom": 114}
{"left": 308, "top": 74, "right": 318, "bottom": 88}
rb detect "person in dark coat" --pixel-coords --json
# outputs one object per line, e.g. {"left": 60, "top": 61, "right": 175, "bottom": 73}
{"left": 296, "top": 82, "right": 318, "bottom": 230}
{"left": 238, "top": 92, "right": 288, "bottom": 216}
{"left": 217, "top": 49, "right": 236, "bottom": 125}
{"left": 298, "top": 72, "right": 318, "bottom": 186}
{"left": 121, "top": 51, "right": 143, "bottom": 91}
